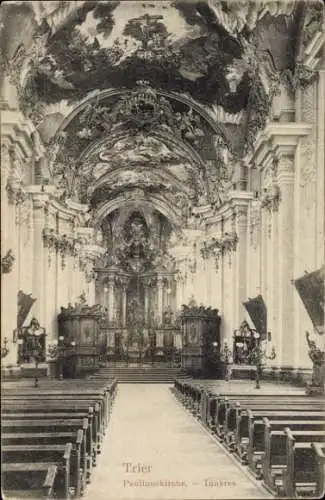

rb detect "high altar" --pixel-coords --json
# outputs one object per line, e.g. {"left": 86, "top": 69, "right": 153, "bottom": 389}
{"left": 94, "top": 213, "right": 182, "bottom": 363}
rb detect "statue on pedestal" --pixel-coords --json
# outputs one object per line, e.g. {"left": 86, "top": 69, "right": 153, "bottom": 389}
{"left": 305, "top": 331, "right": 325, "bottom": 395}
{"left": 18, "top": 317, "right": 46, "bottom": 364}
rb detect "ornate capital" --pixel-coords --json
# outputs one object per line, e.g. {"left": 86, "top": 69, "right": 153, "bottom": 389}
{"left": 200, "top": 231, "right": 238, "bottom": 270}
{"left": 276, "top": 154, "right": 294, "bottom": 175}
{"left": 6, "top": 180, "right": 27, "bottom": 206}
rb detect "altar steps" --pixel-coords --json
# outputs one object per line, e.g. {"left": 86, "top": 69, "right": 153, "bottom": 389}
{"left": 93, "top": 366, "right": 185, "bottom": 383}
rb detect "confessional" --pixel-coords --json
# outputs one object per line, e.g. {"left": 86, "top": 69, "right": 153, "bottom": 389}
{"left": 57, "top": 301, "right": 104, "bottom": 378}
{"left": 180, "top": 302, "right": 221, "bottom": 377}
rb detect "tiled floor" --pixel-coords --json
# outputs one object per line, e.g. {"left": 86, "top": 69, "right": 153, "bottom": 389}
{"left": 85, "top": 384, "right": 272, "bottom": 500}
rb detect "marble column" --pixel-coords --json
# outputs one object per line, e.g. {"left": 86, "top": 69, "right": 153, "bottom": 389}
{"left": 157, "top": 276, "right": 164, "bottom": 326}
{"left": 235, "top": 207, "right": 248, "bottom": 327}
{"left": 276, "top": 153, "right": 295, "bottom": 367}
{"left": 32, "top": 195, "right": 46, "bottom": 324}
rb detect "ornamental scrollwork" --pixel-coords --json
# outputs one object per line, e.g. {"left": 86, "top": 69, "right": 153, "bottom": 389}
{"left": 1, "top": 249, "right": 15, "bottom": 274}
{"left": 200, "top": 231, "right": 239, "bottom": 270}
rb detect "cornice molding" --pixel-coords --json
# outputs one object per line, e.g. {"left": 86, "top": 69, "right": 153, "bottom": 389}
{"left": 252, "top": 122, "right": 312, "bottom": 166}
{"left": 1, "top": 111, "right": 36, "bottom": 158}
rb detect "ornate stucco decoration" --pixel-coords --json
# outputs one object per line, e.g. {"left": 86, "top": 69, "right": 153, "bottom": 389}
{"left": 200, "top": 232, "right": 239, "bottom": 270}
{"left": 260, "top": 184, "right": 281, "bottom": 213}
{"left": 42, "top": 228, "right": 84, "bottom": 268}
{"left": 250, "top": 200, "right": 261, "bottom": 250}
{"left": 1, "top": 249, "right": 15, "bottom": 274}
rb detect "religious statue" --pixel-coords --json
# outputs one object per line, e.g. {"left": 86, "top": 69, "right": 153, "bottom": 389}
{"left": 306, "top": 331, "right": 325, "bottom": 395}
{"left": 19, "top": 318, "right": 46, "bottom": 364}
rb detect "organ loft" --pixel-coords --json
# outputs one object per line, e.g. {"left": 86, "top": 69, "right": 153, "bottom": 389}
{"left": 1, "top": 1, "right": 324, "bottom": 499}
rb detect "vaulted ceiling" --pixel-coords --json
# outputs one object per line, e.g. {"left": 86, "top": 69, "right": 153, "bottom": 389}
{"left": 1, "top": 1, "right": 323, "bottom": 229}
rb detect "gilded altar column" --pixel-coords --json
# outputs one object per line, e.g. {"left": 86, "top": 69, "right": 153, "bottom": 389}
{"left": 32, "top": 194, "right": 47, "bottom": 324}
{"left": 121, "top": 282, "right": 127, "bottom": 327}
{"left": 107, "top": 274, "right": 115, "bottom": 325}
{"left": 157, "top": 276, "right": 164, "bottom": 326}
{"left": 144, "top": 283, "right": 149, "bottom": 326}
{"left": 276, "top": 152, "right": 295, "bottom": 368}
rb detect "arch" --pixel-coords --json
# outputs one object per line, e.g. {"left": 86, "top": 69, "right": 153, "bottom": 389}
{"left": 93, "top": 194, "right": 183, "bottom": 231}
{"left": 57, "top": 88, "right": 226, "bottom": 142}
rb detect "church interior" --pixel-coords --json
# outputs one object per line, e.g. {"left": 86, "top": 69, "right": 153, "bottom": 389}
{"left": 1, "top": 1, "right": 324, "bottom": 499}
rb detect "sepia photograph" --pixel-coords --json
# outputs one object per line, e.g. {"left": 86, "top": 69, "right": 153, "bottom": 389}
{"left": 0, "top": 1, "right": 324, "bottom": 499}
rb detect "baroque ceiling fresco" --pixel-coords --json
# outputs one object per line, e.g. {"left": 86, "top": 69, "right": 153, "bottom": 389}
{"left": 1, "top": 0, "right": 324, "bottom": 231}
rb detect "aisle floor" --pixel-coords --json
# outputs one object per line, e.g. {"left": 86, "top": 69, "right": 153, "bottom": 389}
{"left": 85, "top": 384, "right": 272, "bottom": 500}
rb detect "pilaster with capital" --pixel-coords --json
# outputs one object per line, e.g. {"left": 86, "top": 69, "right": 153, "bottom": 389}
{"left": 234, "top": 205, "right": 249, "bottom": 327}
{"left": 276, "top": 153, "right": 295, "bottom": 367}
{"left": 31, "top": 195, "right": 47, "bottom": 323}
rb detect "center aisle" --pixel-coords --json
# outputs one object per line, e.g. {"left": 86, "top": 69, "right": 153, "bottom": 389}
{"left": 85, "top": 384, "right": 272, "bottom": 500}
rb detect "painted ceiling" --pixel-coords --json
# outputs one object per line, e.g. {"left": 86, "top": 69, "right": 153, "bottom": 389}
{"left": 1, "top": 0, "right": 324, "bottom": 227}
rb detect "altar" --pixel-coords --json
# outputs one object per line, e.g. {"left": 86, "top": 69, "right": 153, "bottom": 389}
{"left": 94, "top": 212, "right": 182, "bottom": 364}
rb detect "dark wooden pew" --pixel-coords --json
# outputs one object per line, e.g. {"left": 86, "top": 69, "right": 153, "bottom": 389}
{"left": 2, "top": 443, "right": 72, "bottom": 499}
{"left": 2, "top": 397, "right": 104, "bottom": 453}
{"left": 207, "top": 394, "right": 322, "bottom": 434}
{"left": 263, "top": 425, "right": 325, "bottom": 494}
{"left": 223, "top": 400, "right": 324, "bottom": 449}
{"left": 282, "top": 430, "right": 324, "bottom": 498}
{"left": 1, "top": 403, "right": 102, "bottom": 459}
{"left": 243, "top": 410, "right": 325, "bottom": 471}
{"left": 2, "top": 429, "right": 86, "bottom": 497}
{"left": 246, "top": 416, "right": 324, "bottom": 479}
{"left": 2, "top": 391, "right": 109, "bottom": 428}
{"left": 1, "top": 417, "right": 93, "bottom": 481}
{"left": 312, "top": 443, "right": 325, "bottom": 498}
{"left": 218, "top": 399, "right": 323, "bottom": 441}
{"left": 2, "top": 462, "right": 58, "bottom": 499}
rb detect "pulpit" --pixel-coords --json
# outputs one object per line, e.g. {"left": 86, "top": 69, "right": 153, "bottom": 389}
{"left": 180, "top": 301, "right": 221, "bottom": 377}
{"left": 58, "top": 300, "right": 104, "bottom": 377}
